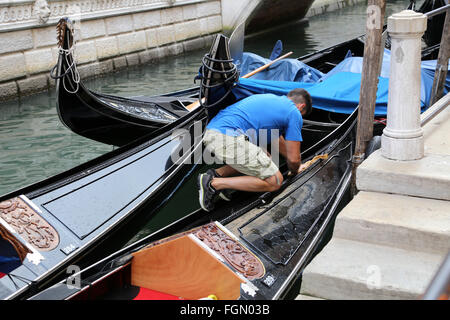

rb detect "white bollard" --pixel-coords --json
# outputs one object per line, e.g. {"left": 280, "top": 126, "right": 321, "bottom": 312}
{"left": 381, "top": 10, "right": 427, "bottom": 161}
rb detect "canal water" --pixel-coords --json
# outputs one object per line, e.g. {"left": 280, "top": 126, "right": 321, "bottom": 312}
{"left": 0, "top": 0, "right": 422, "bottom": 245}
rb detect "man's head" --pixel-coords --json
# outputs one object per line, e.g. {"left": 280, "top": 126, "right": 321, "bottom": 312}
{"left": 287, "top": 88, "right": 312, "bottom": 117}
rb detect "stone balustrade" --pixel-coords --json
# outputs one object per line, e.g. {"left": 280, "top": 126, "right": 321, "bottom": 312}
{"left": 381, "top": 10, "right": 427, "bottom": 161}
{"left": 0, "top": 0, "right": 223, "bottom": 101}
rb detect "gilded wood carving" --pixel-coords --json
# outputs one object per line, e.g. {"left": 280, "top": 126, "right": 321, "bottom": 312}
{"left": 194, "top": 223, "right": 265, "bottom": 280}
{"left": 0, "top": 197, "right": 59, "bottom": 251}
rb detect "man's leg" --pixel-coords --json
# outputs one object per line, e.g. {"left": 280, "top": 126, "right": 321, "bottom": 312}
{"left": 204, "top": 165, "right": 240, "bottom": 202}
{"left": 199, "top": 169, "right": 282, "bottom": 211}
{"left": 198, "top": 132, "right": 280, "bottom": 211}
{"left": 209, "top": 137, "right": 282, "bottom": 193}
{"left": 211, "top": 171, "right": 283, "bottom": 193}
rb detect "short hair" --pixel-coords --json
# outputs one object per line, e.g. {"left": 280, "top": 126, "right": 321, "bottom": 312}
{"left": 287, "top": 88, "right": 312, "bottom": 117}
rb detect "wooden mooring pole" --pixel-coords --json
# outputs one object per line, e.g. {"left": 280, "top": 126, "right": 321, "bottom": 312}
{"left": 350, "top": 0, "right": 386, "bottom": 196}
{"left": 429, "top": 8, "right": 450, "bottom": 106}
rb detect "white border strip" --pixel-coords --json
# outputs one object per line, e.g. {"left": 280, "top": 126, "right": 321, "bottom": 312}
{"left": 19, "top": 194, "right": 43, "bottom": 214}
{"left": 0, "top": 216, "right": 45, "bottom": 265}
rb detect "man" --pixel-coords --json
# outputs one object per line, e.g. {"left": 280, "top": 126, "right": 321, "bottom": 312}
{"left": 197, "top": 88, "right": 312, "bottom": 212}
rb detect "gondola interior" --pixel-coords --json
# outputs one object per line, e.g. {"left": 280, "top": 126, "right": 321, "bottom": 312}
{"left": 71, "top": 225, "right": 249, "bottom": 300}
{"left": 29, "top": 101, "right": 356, "bottom": 300}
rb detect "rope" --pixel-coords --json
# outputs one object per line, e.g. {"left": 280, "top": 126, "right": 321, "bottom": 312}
{"left": 198, "top": 52, "right": 239, "bottom": 114}
{"left": 49, "top": 26, "right": 80, "bottom": 94}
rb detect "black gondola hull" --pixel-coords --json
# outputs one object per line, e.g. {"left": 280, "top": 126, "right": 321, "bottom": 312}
{"left": 0, "top": 92, "right": 207, "bottom": 300}
{"left": 55, "top": 33, "right": 441, "bottom": 147}
{"left": 54, "top": 19, "right": 197, "bottom": 146}
{"left": 0, "top": 30, "right": 241, "bottom": 300}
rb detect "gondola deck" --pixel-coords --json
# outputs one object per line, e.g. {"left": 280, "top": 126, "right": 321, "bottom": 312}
{"left": 0, "top": 32, "right": 231, "bottom": 298}
{"left": 0, "top": 26, "right": 259, "bottom": 301}
{"left": 0, "top": 105, "right": 206, "bottom": 300}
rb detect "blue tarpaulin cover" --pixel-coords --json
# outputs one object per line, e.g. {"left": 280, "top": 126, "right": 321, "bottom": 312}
{"left": 233, "top": 50, "right": 449, "bottom": 116}
{"left": 0, "top": 237, "right": 22, "bottom": 276}
{"left": 240, "top": 52, "right": 324, "bottom": 83}
{"left": 234, "top": 74, "right": 390, "bottom": 115}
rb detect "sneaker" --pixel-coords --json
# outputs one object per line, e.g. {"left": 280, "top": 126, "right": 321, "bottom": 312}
{"left": 197, "top": 171, "right": 217, "bottom": 212}
{"left": 206, "top": 169, "right": 233, "bottom": 202}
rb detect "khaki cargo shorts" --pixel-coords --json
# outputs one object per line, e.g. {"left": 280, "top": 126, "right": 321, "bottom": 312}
{"left": 203, "top": 129, "right": 279, "bottom": 180}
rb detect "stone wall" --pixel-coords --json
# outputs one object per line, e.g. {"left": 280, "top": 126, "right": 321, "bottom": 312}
{"left": 0, "top": 0, "right": 223, "bottom": 101}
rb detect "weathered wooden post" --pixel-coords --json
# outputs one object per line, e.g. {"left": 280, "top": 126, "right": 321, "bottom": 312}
{"left": 429, "top": 9, "right": 450, "bottom": 106}
{"left": 381, "top": 10, "right": 427, "bottom": 161}
{"left": 351, "top": 0, "right": 386, "bottom": 195}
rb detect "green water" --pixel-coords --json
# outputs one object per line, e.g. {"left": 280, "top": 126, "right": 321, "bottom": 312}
{"left": 0, "top": 0, "right": 419, "bottom": 242}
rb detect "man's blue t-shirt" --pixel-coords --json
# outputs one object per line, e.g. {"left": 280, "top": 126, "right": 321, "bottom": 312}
{"left": 206, "top": 93, "right": 303, "bottom": 144}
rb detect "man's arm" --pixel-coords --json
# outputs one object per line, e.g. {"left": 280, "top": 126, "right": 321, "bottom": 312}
{"left": 278, "top": 136, "right": 301, "bottom": 174}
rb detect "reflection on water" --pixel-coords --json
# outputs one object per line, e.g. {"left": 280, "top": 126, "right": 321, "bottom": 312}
{"left": 0, "top": 1, "right": 418, "bottom": 230}
{"left": 0, "top": 93, "right": 113, "bottom": 196}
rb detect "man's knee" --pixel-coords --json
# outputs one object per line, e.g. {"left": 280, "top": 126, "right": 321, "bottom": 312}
{"left": 264, "top": 172, "right": 283, "bottom": 192}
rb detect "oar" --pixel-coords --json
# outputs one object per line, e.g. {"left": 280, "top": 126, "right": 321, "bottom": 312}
{"left": 185, "top": 51, "right": 294, "bottom": 111}
{"left": 241, "top": 51, "right": 293, "bottom": 78}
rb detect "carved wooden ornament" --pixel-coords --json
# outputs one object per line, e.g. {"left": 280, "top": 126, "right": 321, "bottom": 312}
{"left": 141, "top": 222, "right": 265, "bottom": 280}
{"left": 194, "top": 223, "right": 265, "bottom": 280}
{"left": 0, "top": 197, "right": 59, "bottom": 251}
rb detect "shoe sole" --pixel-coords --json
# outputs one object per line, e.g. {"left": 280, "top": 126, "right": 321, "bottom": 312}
{"left": 198, "top": 174, "right": 210, "bottom": 212}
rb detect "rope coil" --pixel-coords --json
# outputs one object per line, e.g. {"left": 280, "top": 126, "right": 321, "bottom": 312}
{"left": 198, "top": 52, "right": 239, "bottom": 113}
{"left": 50, "top": 19, "right": 81, "bottom": 94}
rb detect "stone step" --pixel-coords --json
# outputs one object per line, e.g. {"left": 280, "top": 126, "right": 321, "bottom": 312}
{"left": 300, "top": 237, "right": 444, "bottom": 300}
{"left": 333, "top": 191, "right": 450, "bottom": 255}
{"left": 356, "top": 150, "right": 450, "bottom": 201}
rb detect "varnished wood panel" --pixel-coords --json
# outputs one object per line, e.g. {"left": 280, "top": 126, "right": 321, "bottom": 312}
{"left": 131, "top": 235, "right": 243, "bottom": 300}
